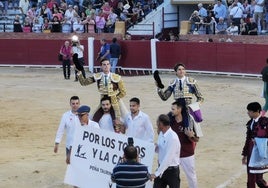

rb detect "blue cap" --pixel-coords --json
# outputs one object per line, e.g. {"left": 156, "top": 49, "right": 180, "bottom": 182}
{"left": 77, "top": 105, "right": 90, "bottom": 114}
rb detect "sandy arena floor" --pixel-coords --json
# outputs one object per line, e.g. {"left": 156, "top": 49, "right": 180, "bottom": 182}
{"left": 0, "top": 67, "right": 267, "bottom": 188}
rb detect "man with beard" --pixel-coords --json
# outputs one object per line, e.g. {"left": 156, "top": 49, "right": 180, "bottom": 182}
{"left": 93, "top": 96, "right": 118, "bottom": 132}
{"left": 121, "top": 97, "right": 154, "bottom": 142}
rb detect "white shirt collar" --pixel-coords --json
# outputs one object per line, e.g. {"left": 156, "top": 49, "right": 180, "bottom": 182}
{"left": 177, "top": 76, "right": 186, "bottom": 83}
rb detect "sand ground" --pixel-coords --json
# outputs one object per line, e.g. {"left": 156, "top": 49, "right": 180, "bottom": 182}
{"left": 0, "top": 67, "right": 267, "bottom": 188}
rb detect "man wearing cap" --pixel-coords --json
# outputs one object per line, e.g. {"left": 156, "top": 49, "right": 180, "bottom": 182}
{"left": 66, "top": 105, "right": 100, "bottom": 164}
{"left": 77, "top": 58, "right": 127, "bottom": 133}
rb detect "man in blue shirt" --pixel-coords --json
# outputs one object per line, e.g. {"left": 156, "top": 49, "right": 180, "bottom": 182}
{"left": 97, "top": 38, "right": 111, "bottom": 62}
{"left": 213, "top": 0, "right": 227, "bottom": 23}
{"left": 111, "top": 144, "right": 150, "bottom": 188}
{"left": 110, "top": 37, "right": 121, "bottom": 73}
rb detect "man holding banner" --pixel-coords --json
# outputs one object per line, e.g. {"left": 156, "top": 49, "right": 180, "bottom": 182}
{"left": 64, "top": 110, "right": 154, "bottom": 187}
{"left": 66, "top": 105, "right": 100, "bottom": 164}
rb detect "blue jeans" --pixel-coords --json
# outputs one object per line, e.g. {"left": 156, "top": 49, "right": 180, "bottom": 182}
{"left": 110, "top": 58, "right": 118, "bottom": 73}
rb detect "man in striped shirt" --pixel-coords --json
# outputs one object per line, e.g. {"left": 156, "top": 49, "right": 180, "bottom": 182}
{"left": 111, "top": 145, "right": 150, "bottom": 188}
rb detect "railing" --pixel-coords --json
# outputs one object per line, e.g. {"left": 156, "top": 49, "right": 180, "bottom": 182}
{"left": 162, "top": 7, "right": 179, "bottom": 29}
{"left": 0, "top": 22, "right": 117, "bottom": 33}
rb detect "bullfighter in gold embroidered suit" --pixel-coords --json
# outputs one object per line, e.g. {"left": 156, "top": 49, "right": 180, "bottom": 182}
{"left": 77, "top": 58, "right": 127, "bottom": 133}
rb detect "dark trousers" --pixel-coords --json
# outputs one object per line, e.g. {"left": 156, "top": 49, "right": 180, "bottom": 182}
{"left": 247, "top": 168, "right": 268, "bottom": 188}
{"left": 62, "top": 59, "right": 70, "bottom": 79}
{"left": 75, "top": 57, "right": 86, "bottom": 80}
{"left": 153, "top": 166, "right": 180, "bottom": 188}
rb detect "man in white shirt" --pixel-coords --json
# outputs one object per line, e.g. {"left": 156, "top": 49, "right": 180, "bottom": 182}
{"left": 54, "top": 96, "right": 80, "bottom": 157}
{"left": 151, "top": 114, "right": 181, "bottom": 188}
{"left": 122, "top": 97, "right": 154, "bottom": 142}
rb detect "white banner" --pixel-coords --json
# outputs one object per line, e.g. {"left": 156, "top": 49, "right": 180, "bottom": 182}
{"left": 64, "top": 125, "right": 155, "bottom": 188}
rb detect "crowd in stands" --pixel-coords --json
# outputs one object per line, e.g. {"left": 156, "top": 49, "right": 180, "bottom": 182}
{"left": 0, "top": 0, "right": 160, "bottom": 33}
{"left": 189, "top": 0, "right": 268, "bottom": 35}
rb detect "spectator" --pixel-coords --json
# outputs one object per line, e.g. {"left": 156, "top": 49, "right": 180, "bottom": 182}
{"left": 132, "top": 2, "right": 145, "bottom": 23}
{"left": 72, "top": 15, "right": 84, "bottom": 33}
{"left": 47, "top": 0, "right": 58, "bottom": 10}
{"left": 108, "top": 0, "right": 118, "bottom": 10}
{"left": 121, "top": 97, "right": 154, "bottom": 142}
{"left": 36, "top": 3, "right": 52, "bottom": 20}
{"left": 59, "top": 41, "right": 72, "bottom": 80}
{"left": 32, "top": 17, "right": 42, "bottom": 33}
{"left": 85, "top": 4, "right": 95, "bottom": 16}
{"left": 114, "top": 1, "right": 123, "bottom": 18}
{"left": 242, "top": 0, "right": 251, "bottom": 23}
{"left": 50, "top": 15, "right": 62, "bottom": 32}
{"left": 29, "top": 0, "right": 38, "bottom": 8}
{"left": 23, "top": 17, "right": 32, "bottom": 32}
{"left": 0, "top": 0, "right": 8, "bottom": 17}
{"left": 13, "top": 15, "right": 23, "bottom": 32}
{"left": 229, "top": 2, "right": 243, "bottom": 34}
{"left": 213, "top": 0, "right": 227, "bottom": 23}
{"left": 52, "top": 6, "right": 63, "bottom": 21}
{"left": 246, "top": 18, "right": 258, "bottom": 35}
{"left": 215, "top": 16, "right": 227, "bottom": 34}
{"left": 105, "top": 8, "right": 117, "bottom": 33}
{"left": 95, "top": 9, "right": 106, "bottom": 33}
{"left": 240, "top": 18, "right": 248, "bottom": 35}
{"left": 27, "top": 4, "right": 37, "bottom": 24}
{"left": 64, "top": 4, "right": 76, "bottom": 23}
{"left": 42, "top": 17, "right": 52, "bottom": 32}
{"left": 61, "top": 17, "right": 72, "bottom": 33}
{"left": 189, "top": 10, "right": 201, "bottom": 33}
{"left": 198, "top": 3, "right": 207, "bottom": 18}
{"left": 111, "top": 144, "right": 150, "bottom": 188}
{"left": 19, "top": 0, "right": 30, "bottom": 23}
{"left": 254, "top": 0, "right": 265, "bottom": 33}
{"left": 101, "top": 2, "right": 112, "bottom": 20}
{"left": 73, "top": 5, "right": 81, "bottom": 16}
{"left": 82, "top": 14, "right": 96, "bottom": 33}
{"left": 109, "top": 37, "right": 121, "bottom": 73}
{"left": 92, "top": 0, "right": 104, "bottom": 12}
{"left": 151, "top": 114, "right": 181, "bottom": 188}
{"left": 82, "top": 0, "right": 91, "bottom": 11}
{"left": 226, "top": 21, "right": 239, "bottom": 35}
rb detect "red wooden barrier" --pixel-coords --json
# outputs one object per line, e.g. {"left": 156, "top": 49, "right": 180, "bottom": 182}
{"left": 0, "top": 36, "right": 267, "bottom": 75}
